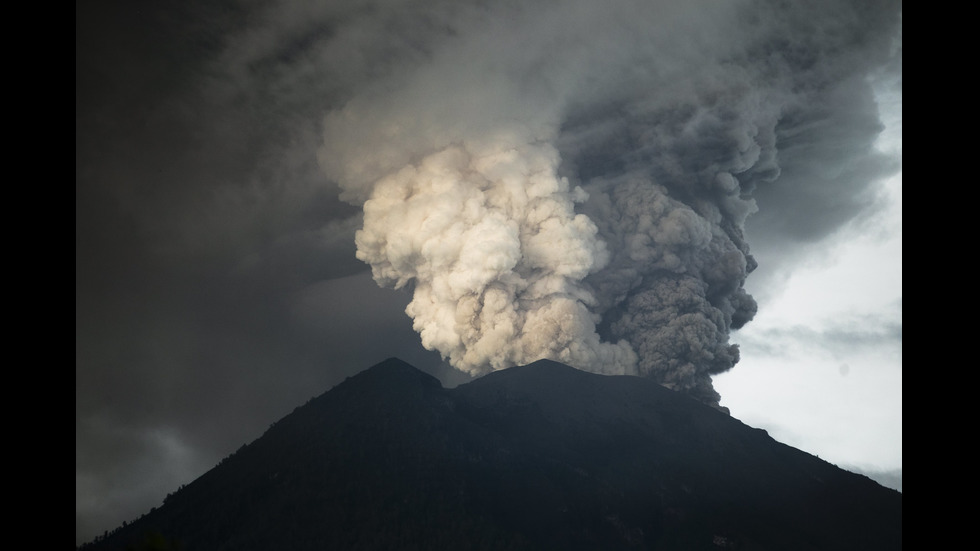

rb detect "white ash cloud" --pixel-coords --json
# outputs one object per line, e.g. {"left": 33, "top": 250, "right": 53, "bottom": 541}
{"left": 351, "top": 142, "right": 636, "bottom": 374}
{"left": 316, "top": 0, "right": 901, "bottom": 404}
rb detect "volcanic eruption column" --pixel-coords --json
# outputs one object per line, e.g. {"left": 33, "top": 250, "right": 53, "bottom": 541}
{"left": 318, "top": 0, "right": 900, "bottom": 407}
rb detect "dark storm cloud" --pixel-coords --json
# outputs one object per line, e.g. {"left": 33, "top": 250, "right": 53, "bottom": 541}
{"left": 77, "top": 0, "right": 901, "bottom": 545}
{"left": 77, "top": 0, "right": 456, "bottom": 541}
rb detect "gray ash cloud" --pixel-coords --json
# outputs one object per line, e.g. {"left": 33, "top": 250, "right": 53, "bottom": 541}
{"left": 316, "top": 0, "right": 901, "bottom": 406}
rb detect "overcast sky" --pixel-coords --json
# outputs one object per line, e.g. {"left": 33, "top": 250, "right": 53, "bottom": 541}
{"left": 76, "top": 0, "right": 902, "bottom": 545}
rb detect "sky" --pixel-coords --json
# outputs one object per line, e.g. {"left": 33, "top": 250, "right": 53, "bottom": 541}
{"left": 76, "top": 0, "right": 902, "bottom": 545}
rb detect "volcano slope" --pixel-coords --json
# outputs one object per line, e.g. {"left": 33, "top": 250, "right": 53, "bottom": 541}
{"left": 79, "top": 357, "right": 902, "bottom": 551}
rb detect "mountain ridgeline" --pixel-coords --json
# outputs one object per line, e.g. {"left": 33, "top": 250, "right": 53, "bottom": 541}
{"left": 79, "top": 358, "right": 902, "bottom": 550}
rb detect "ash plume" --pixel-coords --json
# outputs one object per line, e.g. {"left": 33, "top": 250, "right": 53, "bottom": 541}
{"left": 317, "top": 0, "right": 901, "bottom": 406}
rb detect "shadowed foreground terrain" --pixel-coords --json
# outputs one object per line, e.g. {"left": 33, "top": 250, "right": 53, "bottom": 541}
{"left": 79, "top": 357, "right": 902, "bottom": 550}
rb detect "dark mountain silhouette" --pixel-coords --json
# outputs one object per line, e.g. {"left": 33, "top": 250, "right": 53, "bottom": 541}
{"left": 79, "top": 357, "right": 902, "bottom": 551}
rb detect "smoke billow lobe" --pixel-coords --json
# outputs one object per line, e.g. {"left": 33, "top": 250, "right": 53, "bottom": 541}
{"left": 317, "top": 0, "right": 901, "bottom": 407}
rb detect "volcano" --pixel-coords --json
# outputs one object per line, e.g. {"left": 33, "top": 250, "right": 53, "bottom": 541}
{"left": 78, "top": 357, "right": 901, "bottom": 550}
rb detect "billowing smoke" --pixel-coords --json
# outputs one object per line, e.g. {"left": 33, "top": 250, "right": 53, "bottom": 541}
{"left": 317, "top": 0, "right": 901, "bottom": 406}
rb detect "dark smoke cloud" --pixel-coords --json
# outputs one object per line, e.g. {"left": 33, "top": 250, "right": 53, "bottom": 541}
{"left": 314, "top": 0, "right": 901, "bottom": 406}
{"left": 76, "top": 0, "right": 901, "bottom": 544}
